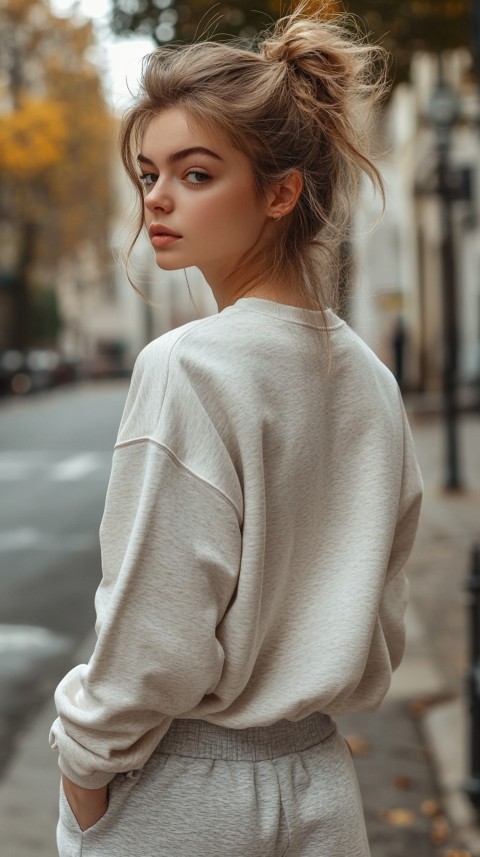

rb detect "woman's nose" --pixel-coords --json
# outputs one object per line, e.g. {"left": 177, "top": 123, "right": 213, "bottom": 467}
{"left": 144, "top": 180, "right": 174, "bottom": 213}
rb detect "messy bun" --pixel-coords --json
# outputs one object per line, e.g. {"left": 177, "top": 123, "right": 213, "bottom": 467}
{"left": 121, "top": 4, "right": 388, "bottom": 315}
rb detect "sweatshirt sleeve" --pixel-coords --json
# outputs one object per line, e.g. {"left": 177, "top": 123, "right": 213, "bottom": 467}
{"left": 378, "top": 395, "right": 423, "bottom": 672}
{"left": 49, "top": 439, "right": 242, "bottom": 788}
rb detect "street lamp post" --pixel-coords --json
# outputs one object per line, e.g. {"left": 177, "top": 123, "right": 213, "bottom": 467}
{"left": 427, "top": 60, "right": 463, "bottom": 491}
{"left": 472, "top": 0, "right": 480, "bottom": 86}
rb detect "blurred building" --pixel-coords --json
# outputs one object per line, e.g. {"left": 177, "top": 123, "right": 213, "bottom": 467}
{"left": 352, "top": 50, "right": 480, "bottom": 396}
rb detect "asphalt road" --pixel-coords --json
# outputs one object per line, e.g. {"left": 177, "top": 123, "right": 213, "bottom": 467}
{"left": 0, "top": 381, "right": 129, "bottom": 774}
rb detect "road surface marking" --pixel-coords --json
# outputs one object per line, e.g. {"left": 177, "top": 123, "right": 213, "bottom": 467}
{"left": 0, "top": 528, "right": 96, "bottom": 552}
{"left": 0, "top": 453, "right": 46, "bottom": 480}
{"left": 0, "top": 624, "right": 71, "bottom": 655}
{"left": 0, "top": 528, "right": 39, "bottom": 550}
{"left": 49, "top": 453, "right": 104, "bottom": 481}
{"left": 0, "top": 451, "right": 111, "bottom": 481}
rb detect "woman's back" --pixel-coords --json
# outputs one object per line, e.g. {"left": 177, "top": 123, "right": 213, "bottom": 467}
{"left": 97, "top": 297, "right": 421, "bottom": 736}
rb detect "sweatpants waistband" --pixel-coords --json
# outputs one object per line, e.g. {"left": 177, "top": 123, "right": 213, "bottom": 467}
{"left": 156, "top": 712, "right": 335, "bottom": 761}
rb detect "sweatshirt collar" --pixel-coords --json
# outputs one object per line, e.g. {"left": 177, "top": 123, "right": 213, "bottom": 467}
{"left": 227, "top": 297, "right": 344, "bottom": 330}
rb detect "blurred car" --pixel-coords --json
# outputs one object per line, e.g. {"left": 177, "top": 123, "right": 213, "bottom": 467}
{"left": 81, "top": 342, "right": 131, "bottom": 381}
{"left": 0, "top": 349, "right": 81, "bottom": 396}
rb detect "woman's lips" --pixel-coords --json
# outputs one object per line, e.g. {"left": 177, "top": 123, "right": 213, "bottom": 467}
{"left": 151, "top": 233, "right": 181, "bottom": 247}
{"left": 148, "top": 224, "right": 182, "bottom": 247}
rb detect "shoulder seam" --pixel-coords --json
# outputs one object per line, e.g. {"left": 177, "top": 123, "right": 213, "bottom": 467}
{"left": 114, "top": 435, "right": 242, "bottom": 523}
{"left": 145, "top": 314, "right": 220, "bottom": 426}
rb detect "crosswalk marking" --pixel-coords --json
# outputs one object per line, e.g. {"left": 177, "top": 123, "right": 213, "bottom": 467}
{"left": 0, "top": 460, "right": 33, "bottom": 479}
{"left": 0, "top": 452, "right": 111, "bottom": 482}
{"left": 0, "top": 528, "right": 39, "bottom": 550}
{"left": 49, "top": 453, "right": 105, "bottom": 482}
{"left": 0, "top": 528, "right": 96, "bottom": 553}
{"left": 0, "top": 624, "right": 71, "bottom": 656}
{"left": 0, "top": 452, "right": 46, "bottom": 481}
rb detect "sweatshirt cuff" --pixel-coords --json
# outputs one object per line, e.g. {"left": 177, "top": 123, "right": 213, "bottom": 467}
{"left": 55, "top": 753, "right": 116, "bottom": 789}
{"left": 49, "top": 721, "right": 117, "bottom": 789}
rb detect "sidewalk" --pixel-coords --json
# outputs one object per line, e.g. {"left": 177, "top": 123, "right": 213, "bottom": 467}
{"left": 410, "top": 407, "right": 480, "bottom": 854}
{"left": 340, "top": 407, "right": 480, "bottom": 856}
{"left": 0, "top": 408, "right": 478, "bottom": 856}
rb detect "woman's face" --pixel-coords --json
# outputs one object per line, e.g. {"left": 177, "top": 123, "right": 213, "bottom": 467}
{"left": 138, "top": 108, "right": 274, "bottom": 290}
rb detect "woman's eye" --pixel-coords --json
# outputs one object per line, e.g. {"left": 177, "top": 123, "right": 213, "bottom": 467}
{"left": 185, "top": 170, "right": 211, "bottom": 185}
{"left": 139, "top": 173, "right": 157, "bottom": 189}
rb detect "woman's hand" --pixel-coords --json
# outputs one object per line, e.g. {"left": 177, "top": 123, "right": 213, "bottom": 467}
{"left": 62, "top": 775, "right": 109, "bottom": 831}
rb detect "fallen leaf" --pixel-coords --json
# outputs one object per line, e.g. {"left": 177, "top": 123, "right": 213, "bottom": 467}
{"left": 420, "top": 799, "right": 442, "bottom": 818}
{"left": 408, "top": 692, "right": 457, "bottom": 719}
{"left": 430, "top": 815, "right": 451, "bottom": 845}
{"left": 408, "top": 700, "right": 428, "bottom": 718}
{"left": 379, "top": 808, "right": 416, "bottom": 828}
{"left": 343, "top": 735, "right": 370, "bottom": 757}
{"left": 393, "top": 775, "right": 413, "bottom": 790}
{"left": 442, "top": 850, "right": 472, "bottom": 857}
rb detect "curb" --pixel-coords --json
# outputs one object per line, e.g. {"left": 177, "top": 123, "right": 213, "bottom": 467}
{"left": 391, "top": 602, "right": 480, "bottom": 854}
{"left": 423, "top": 698, "right": 480, "bottom": 856}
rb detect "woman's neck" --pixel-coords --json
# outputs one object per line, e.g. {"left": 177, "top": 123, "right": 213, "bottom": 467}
{"left": 207, "top": 270, "right": 319, "bottom": 313}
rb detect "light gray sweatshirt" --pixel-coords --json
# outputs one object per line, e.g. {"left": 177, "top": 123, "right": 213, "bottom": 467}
{"left": 50, "top": 298, "right": 423, "bottom": 788}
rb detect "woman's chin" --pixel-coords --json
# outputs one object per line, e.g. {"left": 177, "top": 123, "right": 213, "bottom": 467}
{"left": 154, "top": 259, "right": 186, "bottom": 272}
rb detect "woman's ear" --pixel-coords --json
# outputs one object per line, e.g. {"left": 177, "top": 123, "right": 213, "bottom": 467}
{"left": 266, "top": 170, "right": 303, "bottom": 220}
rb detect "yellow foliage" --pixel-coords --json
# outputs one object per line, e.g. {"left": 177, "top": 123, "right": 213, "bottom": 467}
{"left": 0, "top": 96, "right": 68, "bottom": 176}
{"left": 0, "top": 0, "right": 114, "bottom": 262}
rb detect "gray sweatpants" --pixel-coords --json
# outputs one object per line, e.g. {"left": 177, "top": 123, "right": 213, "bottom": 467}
{"left": 57, "top": 712, "right": 370, "bottom": 856}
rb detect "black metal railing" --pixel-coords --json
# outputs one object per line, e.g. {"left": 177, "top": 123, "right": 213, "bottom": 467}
{"left": 465, "top": 542, "right": 480, "bottom": 811}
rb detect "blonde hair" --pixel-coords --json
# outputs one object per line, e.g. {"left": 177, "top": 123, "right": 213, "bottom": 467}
{"left": 120, "top": 5, "right": 388, "bottom": 315}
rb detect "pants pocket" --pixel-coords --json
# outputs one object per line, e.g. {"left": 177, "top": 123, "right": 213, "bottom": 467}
{"left": 57, "top": 771, "right": 144, "bottom": 857}
{"left": 57, "top": 785, "right": 81, "bottom": 857}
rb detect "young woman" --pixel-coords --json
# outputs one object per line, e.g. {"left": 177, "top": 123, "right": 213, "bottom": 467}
{"left": 50, "top": 8, "right": 423, "bottom": 856}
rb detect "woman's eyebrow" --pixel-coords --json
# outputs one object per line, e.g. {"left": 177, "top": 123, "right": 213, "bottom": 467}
{"left": 137, "top": 147, "right": 223, "bottom": 167}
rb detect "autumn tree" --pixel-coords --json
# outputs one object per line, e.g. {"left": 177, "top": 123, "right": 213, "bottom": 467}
{"left": 109, "top": 0, "right": 471, "bottom": 83}
{"left": 0, "top": 0, "right": 113, "bottom": 350}
{"left": 110, "top": 0, "right": 339, "bottom": 45}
